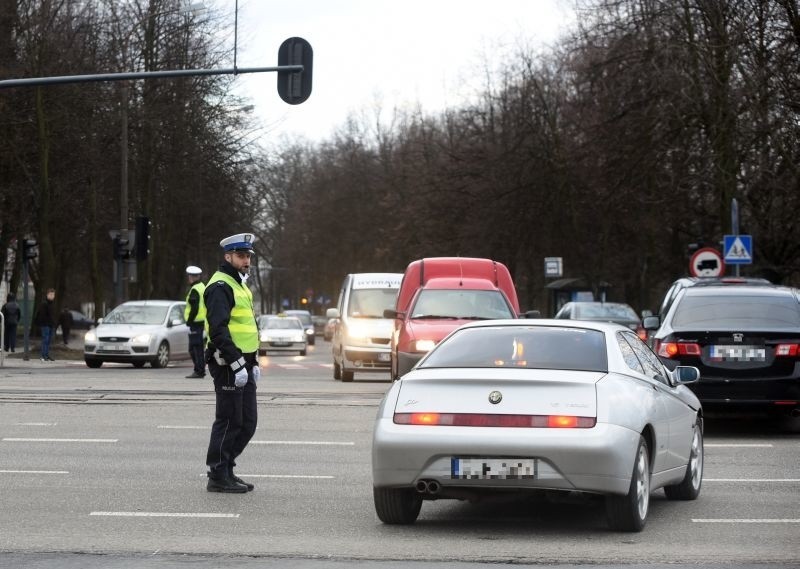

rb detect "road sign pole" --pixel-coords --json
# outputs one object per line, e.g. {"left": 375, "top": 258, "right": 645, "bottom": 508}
{"left": 731, "top": 199, "right": 740, "bottom": 276}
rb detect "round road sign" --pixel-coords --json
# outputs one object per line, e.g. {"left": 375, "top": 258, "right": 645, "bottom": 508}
{"left": 689, "top": 247, "right": 725, "bottom": 277}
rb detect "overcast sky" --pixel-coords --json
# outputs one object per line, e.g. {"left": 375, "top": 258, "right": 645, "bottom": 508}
{"left": 215, "top": 0, "right": 577, "bottom": 144}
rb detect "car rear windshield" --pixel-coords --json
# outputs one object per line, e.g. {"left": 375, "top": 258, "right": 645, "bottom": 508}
{"left": 576, "top": 303, "right": 638, "bottom": 320}
{"left": 672, "top": 294, "right": 800, "bottom": 328}
{"left": 411, "top": 289, "right": 514, "bottom": 320}
{"left": 420, "top": 326, "right": 608, "bottom": 372}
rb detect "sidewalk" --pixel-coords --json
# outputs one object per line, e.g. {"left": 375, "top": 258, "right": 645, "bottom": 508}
{"left": 1, "top": 332, "right": 84, "bottom": 368}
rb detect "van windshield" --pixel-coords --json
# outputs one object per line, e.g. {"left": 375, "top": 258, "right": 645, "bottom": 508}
{"left": 348, "top": 288, "right": 399, "bottom": 318}
{"left": 411, "top": 290, "right": 514, "bottom": 320}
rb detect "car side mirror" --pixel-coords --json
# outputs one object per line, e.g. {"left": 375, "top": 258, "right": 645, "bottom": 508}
{"left": 643, "top": 315, "right": 660, "bottom": 330}
{"left": 326, "top": 307, "right": 340, "bottom": 319}
{"left": 521, "top": 310, "right": 541, "bottom": 318}
{"left": 673, "top": 366, "right": 700, "bottom": 384}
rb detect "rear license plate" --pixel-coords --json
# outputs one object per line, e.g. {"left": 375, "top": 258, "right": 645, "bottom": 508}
{"left": 710, "top": 345, "right": 766, "bottom": 361}
{"left": 378, "top": 352, "right": 390, "bottom": 362}
{"left": 451, "top": 458, "right": 537, "bottom": 479}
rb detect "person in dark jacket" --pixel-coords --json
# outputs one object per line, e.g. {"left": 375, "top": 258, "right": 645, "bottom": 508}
{"left": 35, "top": 289, "right": 56, "bottom": 361}
{"left": 203, "top": 233, "right": 260, "bottom": 493}
{"left": 1, "top": 293, "right": 21, "bottom": 352}
{"left": 184, "top": 265, "right": 207, "bottom": 378}
{"left": 59, "top": 308, "right": 74, "bottom": 346}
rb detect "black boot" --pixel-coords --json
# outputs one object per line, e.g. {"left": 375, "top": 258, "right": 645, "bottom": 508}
{"left": 207, "top": 473, "right": 248, "bottom": 493}
{"left": 229, "top": 469, "right": 254, "bottom": 491}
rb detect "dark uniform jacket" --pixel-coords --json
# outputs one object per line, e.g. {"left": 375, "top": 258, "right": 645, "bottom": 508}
{"left": 1, "top": 301, "right": 21, "bottom": 326}
{"left": 203, "top": 262, "right": 257, "bottom": 366}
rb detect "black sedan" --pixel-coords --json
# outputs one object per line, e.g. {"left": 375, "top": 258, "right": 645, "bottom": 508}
{"left": 645, "top": 284, "right": 800, "bottom": 431}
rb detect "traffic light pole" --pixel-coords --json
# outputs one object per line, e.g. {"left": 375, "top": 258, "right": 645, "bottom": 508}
{"left": 22, "top": 256, "right": 31, "bottom": 361}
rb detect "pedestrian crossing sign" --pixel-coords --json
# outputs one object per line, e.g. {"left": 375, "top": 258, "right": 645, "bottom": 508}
{"left": 723, "top": 235, "right": 753, "bottom": 264}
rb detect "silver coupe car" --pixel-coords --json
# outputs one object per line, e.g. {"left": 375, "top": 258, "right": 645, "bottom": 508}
{"left": 372, "top": 320, "right": 704, "bottom": 532}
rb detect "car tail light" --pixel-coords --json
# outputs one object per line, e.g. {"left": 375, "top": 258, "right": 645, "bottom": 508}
{"left": 775, "top": 344, "right": 799, "bottom": 357}
{"left": 393, "top": 412, "right": 596, "bottom": 428}
{"left": 657, "top": 341, "right": 701, "bottom": 358}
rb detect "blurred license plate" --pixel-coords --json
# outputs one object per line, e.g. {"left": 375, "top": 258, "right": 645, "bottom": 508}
{"left": 451, "top": 458, "right": 537, "bottom": 479}
{"left": 710, "top": 345, "right": 765, "bottom": 361}
{"left": 271, "top": 341, "right": 290, "bottom": 347}
{"left": 378, "top": 353, "right": 390, "bottom": 362}
{"left": 100, "top": 344, "right": 124, "bottom": 351}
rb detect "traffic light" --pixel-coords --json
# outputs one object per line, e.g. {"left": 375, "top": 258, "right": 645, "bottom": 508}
{"left": 135, "top": 216, "right": 151, "bottom": 261}
{"left": 113, "top": 236, "right": 129, "bottom": 260}
{"left": 277, "top": 37, "right": 313, "bottom": 105}
{"left": 22, "top": 238, "right": 38, "bottom": 260}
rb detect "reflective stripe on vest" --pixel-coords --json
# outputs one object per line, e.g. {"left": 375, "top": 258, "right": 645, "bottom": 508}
{"left": 205, "top": 271, "right": 259, "bottom": 353}
{"left": 184, "top": 282, "right": 207, "bottom": 323}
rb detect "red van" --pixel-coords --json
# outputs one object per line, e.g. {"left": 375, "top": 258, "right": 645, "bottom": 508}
{"left": 384, "top": 257, "right": 522, "bottom": 380}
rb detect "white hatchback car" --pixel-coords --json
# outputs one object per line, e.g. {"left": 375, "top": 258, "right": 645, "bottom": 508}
{"left": 83, "top": 300, "right": 190, "bottom": 368}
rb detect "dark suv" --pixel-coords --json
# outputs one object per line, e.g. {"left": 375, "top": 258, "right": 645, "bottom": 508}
{"left": 645, "top": 284, "right": 800, "bottom": 430}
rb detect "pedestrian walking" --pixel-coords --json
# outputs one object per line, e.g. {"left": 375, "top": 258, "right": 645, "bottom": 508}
{"left": 1, "top": 293, "right": 21, "bottom": 352}
{"left": 203, "top": 233, "right": 260, "bottom": 493}
{"left": 184, "top": 265, "right": 207, "bottom": 378}
{"left": 35, "top": 289, "right": 56, "bottom": 361}
{"left": 59, "top": 308, "right": 73, "bottom": 346}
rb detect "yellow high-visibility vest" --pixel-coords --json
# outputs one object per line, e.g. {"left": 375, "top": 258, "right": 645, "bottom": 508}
{"left": 204, "top": 271, "right": 258, "bottom": 353}
{"left": 184, "top": 282, "right": 207, "bottom": 323}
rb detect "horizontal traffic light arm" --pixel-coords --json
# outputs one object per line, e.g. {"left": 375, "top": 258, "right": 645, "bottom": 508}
{"left": 0, "top": 65, "right": 304, "bottom": 89}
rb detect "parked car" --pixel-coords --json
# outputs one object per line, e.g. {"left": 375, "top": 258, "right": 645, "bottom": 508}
{"left": 283, "top": 309, "right": 315, "bottom": 346}
{"left": 259, "top": 314, "right": 307, "bottom": 356}
{"left": 645, "top": 284, "right": 800, "bottom": 431}
{"left": 69, "top": 309, "right": 96, "bottom": 330}
{"left": 384, "top": 257, "right": 523, "bottom": 380}
{"left": 327, "top": 272, "right": 403, "bottom": 382}
{"left": 83, "top": 300, "right": 189, "bottom": 368}
{"left": 372, "top": 319, "right": 703, "bottom": 531}
{"left": 555, "top": 301, "right": 645, "bottom": 340}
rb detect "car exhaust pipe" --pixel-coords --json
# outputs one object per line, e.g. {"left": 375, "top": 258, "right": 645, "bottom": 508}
{"left": 415, "top": 479, "right": 441, "bottom": 495}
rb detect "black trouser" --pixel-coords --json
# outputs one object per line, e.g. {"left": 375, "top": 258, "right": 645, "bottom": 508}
{"left": 188, "top": 324, "right": 205, "bottom": 376}
{"left": 205, "top": 354, "right": 258, "bottom": 478}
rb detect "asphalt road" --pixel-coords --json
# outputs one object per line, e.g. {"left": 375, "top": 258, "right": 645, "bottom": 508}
{"left": 0, "top": 341, "right": 797, "bottom": 568}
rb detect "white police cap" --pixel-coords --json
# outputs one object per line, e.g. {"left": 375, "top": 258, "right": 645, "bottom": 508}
{"left": 220, "top": 233, "right": 256, "bottom": 253}
{"left": 186, "top": 265, "right": 202, "bottom": 275}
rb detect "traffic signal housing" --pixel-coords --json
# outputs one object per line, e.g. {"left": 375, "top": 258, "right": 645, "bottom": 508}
{"left": 113, "top": 236, "right": 129, "bottom": 260}
{"left": 135, "top": 216, "right": 151, "bottom": 261}
{"left": 277, "top": 37, "right": 313, "bottom": 105}
{"left": 23, "top": 238, "right": 38, "bottom": 260}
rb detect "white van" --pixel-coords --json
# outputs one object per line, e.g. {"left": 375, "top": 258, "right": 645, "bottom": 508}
{"left": 326, "top": 273, "right": 402, "bottom": 382}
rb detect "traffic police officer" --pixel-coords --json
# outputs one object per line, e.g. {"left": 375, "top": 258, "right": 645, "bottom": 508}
{"left": 184, "top": 265, "right": 207, "bottom": 378}
{"left": 203, "top": 233, "right": 261, "bottom": 493}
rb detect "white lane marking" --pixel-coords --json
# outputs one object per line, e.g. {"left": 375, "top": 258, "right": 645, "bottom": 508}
{"left": 2, "top": 438, "right": 118, "bottom": 443}
{"left": 318, "top": 364, "right": 333, "bottom": 368}
{"left": 157, "top": 425, "right": 207, "bottom": 429}
{"left": 16, "top": 422, "right": 57, "bottom": 426}
{"left": 693, "top": 519, "right": 800, "bottom": 523}
{"left": 705, "top": 478, "right": 800, "bottom": 482}
{"left": 277, "top": 364, "right": 304, "bottom": 369}
{"left": 705, "top": 443, "right": 773, "bottom": 448}
{"left": 90, "top": 512, "right": 238, "bottom": 518}
{"left": 0, "top": 469, "right": 68, "bottom": 474}
{"left": 250, "top": 440, "right": 354, "bottom": 446}
{"left": 238, "top": 474, "right": 334, "bottom": 479}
